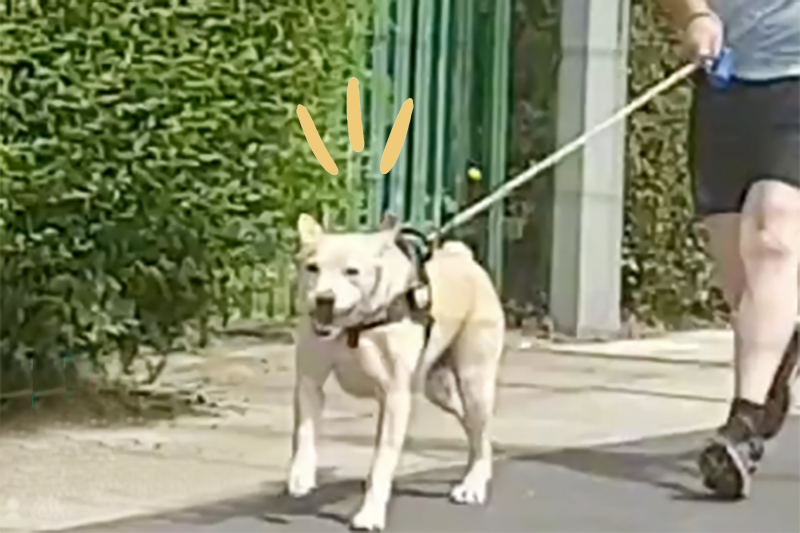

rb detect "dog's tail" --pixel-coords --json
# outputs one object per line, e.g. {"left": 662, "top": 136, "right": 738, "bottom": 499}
{"left": 439, "top": 241, "right": 474, "bottom": 259}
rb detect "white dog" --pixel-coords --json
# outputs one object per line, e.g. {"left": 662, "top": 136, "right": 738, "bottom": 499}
{"left": 286, "top": 213, "right": 506, "bottom": 531}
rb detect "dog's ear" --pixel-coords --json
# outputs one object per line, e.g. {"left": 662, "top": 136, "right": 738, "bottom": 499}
{"left": 379, "top": 212, "right": 401, "bottom": 232}
{"left": 297, "top": 213, "right": 324, "bottom": 247}
{"left": 376, "top": 212, "right": 401, "bottom": 252}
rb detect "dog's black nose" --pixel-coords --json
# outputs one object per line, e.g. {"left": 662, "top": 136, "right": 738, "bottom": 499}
{"left": 314, "top": 292, "right": 335, "bottom": 306}
{"left": 313, "top": 292, "right": 335, "bottom": 324}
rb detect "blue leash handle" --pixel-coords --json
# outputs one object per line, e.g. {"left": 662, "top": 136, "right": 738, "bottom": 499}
{"left": 706, "top": 47, "right": 734, "bottom": 88}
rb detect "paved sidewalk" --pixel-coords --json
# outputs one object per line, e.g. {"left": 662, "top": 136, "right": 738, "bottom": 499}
{"left": 0, "top": 329, "right": 797, "bottom": 531}
{"left": 71, "top": 418, "right": 800, "bottom": 533}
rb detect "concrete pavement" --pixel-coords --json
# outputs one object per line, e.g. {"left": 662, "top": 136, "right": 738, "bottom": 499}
{"left": 0, "top": 329, "right": 797, "bottom": 531}
{"left": 69, "top": 418, "right": 800, "bottom": 532}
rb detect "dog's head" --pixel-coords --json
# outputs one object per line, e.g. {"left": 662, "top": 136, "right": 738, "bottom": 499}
{"left": 296, "top": 213, "right": 416, "bottom": 338}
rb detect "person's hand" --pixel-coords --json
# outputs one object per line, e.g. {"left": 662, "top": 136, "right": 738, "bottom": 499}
{"left": 682, "top": 11, "right": 724, "bottom": 68}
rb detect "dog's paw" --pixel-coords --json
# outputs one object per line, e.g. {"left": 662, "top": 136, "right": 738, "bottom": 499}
{"left": 349, "top": 504, "right": 386, "bottom": 531}
{"left": 286, "top": 478, "right": 316, "bottom": 498}
{"left": 286, "top": 464, "right": 316, "bottom": 498}
{"left": 449, "top": 480, "right": 488, "bottom": 505}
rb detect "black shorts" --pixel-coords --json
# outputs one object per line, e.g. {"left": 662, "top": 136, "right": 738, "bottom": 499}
{"left": 689, "top": 75, "right": 800, "bottom": 217}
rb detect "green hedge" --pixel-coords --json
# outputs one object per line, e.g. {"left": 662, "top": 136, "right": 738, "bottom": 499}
{"left": 0, "top": 0, "right": 727, "bottom": 386}
{"left": 0, "top": 0, "right": 368, "bottom": 374}
{"left": 622, "top": 0, "right": 726, "bottom": 327}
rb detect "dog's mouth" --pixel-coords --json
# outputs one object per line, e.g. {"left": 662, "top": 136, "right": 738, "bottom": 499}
{"left": 309, "top": 298, "right": 371, "bottom": 340}
{"left": 310, "top": 309, "right": 367, "bottom": 340}
{"left": 310, "top": 303, "right": 346, "bottom": 339}
{"left": 311, "top": 321, "right": 338, "bottom": 339}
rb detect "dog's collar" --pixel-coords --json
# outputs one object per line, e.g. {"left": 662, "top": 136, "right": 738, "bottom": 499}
{"left": 343, "top": 228, "right": 435, "bottom": 349}
{"left": 343, "top": 291, "right": 432, "bottom": 348}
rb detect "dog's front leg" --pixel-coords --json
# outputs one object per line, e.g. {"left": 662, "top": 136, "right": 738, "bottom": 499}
{"left": 287, "top": 348, "right": 331, "bottom": 498}
{"left": 350, "top": 384, "right": 412, "bottom": 531}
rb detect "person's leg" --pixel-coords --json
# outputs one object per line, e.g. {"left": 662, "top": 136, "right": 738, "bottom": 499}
{"left": 702, "top": 214, "right": 746, "bottom": 392}
{"left": 735, "top": 180, "right": 800, "bottom": 408}
{"left": 699, "top": 181, "right": 800, "bottom": 499}
{"left": 760, "top": 308, "right": 799, "bottom": 440}
{"left": 704, "top": 213, "right": 800, "bottom": 441}
{"left": 691, "top": 76, "right": 800, "bottom": 499}
{"left": 703, "top": 211, "right": 745, "bottom": 344}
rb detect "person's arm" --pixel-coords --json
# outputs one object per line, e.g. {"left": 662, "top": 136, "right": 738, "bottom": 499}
{"left": 656, "top": 0, "right": 715, "bottom": 31}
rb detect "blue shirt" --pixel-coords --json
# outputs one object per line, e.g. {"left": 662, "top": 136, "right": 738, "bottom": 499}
{"left": 710, "top": 0, "right": 800, "bottom": 80}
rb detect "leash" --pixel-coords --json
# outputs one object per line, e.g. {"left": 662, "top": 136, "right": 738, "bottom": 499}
{"left": 429, "top": 62, "right": 698, "bottom": 241}
{"left": 425, "top": 6, "right": 778, "bottom": 243}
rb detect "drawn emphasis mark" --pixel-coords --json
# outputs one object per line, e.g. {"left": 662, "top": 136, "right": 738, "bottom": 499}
{"left": 296, "top": 77, "right": 414, "bottom": 176}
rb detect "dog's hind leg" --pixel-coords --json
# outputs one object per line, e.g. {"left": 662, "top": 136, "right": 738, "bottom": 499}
{"left": 424, "top": 354, "right": 465, "bottom": 421}
{"left": 447, "top": 322, "right": 504, "bottom": 506}
{"left": 418, "top": 319, "right": 465, "bottom": 419}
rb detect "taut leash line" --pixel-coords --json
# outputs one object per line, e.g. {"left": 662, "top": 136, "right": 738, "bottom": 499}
{"left": 429, "top": 62, "right": 699, "bottom": 242}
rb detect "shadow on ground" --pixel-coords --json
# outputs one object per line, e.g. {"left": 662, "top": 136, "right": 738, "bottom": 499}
{"left": 71, "top": 418, "right": 800, "bottom": 533}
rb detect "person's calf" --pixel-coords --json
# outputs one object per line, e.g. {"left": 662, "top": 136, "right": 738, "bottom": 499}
{"left": 761, "top": 328, "right": 799, "bottom": 439}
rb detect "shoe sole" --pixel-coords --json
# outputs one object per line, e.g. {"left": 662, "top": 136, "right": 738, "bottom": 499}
{"left": 698, "top": 441, "right": 750, "bottom": 500}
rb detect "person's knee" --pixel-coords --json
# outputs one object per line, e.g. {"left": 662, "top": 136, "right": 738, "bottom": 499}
{"left": 741, "top": 216, "right": 799, "bottom": 259}
{"left": 742, "top": 228, "right": 798, "bottom": 262}
{"left": 740, "top": 181, "right": 800, "bottom": 262}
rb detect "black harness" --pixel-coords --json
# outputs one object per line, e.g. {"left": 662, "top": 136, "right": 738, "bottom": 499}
{"left": 344, "top": 227, "right": 435, "bottom": 349}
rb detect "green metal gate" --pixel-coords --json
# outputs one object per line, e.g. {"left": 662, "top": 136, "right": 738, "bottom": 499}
{"left": 362, "top": 0, "right": 512, "bottom": 284}
{"left": 249, "top": 0, "right": 563, "bottom": 323}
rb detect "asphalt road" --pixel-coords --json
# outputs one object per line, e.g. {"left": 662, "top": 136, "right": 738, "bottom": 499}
{"left": 75, "top": 417, "right": 799, "bottom": 533}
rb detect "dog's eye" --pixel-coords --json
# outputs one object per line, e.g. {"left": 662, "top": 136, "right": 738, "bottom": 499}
{"left": 343, "top": 267, "right": 359, "bottom": 276}
{"left": 305, "top": 263, "right": 319, "bottom": 274}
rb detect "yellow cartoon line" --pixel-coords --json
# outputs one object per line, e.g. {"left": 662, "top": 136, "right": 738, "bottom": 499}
{"left": 347, "top": 78, "right": 365, "bottom": 153}
{"left": 296, "top": 105, "right": 339, "bottom": 175}
{"left": 297, "top": 77, "right": 413, "bottom": 176}
{"left": 380, "top": 98, "right": 413, "bottom": 174}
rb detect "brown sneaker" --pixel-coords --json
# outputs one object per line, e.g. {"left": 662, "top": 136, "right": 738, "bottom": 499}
{"left": 699, "top": 398, "right": 765, "bottom": 500}
{"left": 761, "top": 329, "right": 799, "bottom": 440}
